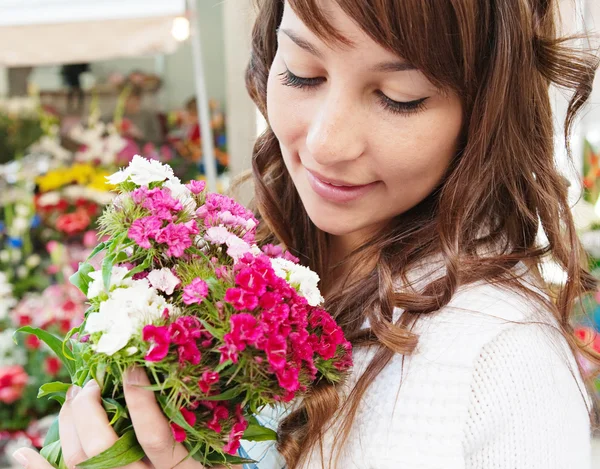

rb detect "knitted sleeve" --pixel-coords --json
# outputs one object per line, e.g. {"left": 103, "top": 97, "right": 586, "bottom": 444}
{"left": 462, "top": 323, "right": 592, "bottom": 469}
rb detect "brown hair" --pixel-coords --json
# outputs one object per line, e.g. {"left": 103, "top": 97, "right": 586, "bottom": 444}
{"left": 244, "top": 0, "right": 600, "bottom": 467}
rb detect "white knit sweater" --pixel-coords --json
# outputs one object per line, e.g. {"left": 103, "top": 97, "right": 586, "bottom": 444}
{"left": 240, "top": 280, "right": 592, "bottom": 469}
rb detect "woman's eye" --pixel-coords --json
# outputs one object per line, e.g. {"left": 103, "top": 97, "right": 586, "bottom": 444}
{"left": 278, "top": 69, "right": 324, "bottom": 89}
{"left": 377, "top": 92, "right": 428, "bottom": 116}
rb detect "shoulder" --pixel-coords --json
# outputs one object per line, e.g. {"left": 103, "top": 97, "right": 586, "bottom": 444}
{"left": 462, "top": 322, "right": 591, "bottom": 468}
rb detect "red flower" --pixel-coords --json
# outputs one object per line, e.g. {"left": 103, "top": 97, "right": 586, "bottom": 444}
{"left": 198, "top": 371, "right": 220, "bottom": 394}
{"left": 206, "top": 405, "right": 229, "bottom": 434}
{"left": 224, "top": 288, "right": 258, "bottom": 311}
{"left": 142, "top": 325, "right": 171, "bottom": 362}
{"left": 170, "top": 406, "right": 197, "bottom": 443}
{"left": 25, "top": 335, "right": 41, "bottom": 350}
{"left": 0, "top": 366, "right": 28, "bottom": 404}
{"left": 56, "top": 209, "right": 91, "bottom": 235}
{"left": 235, "top": 267, "right": 267, "bottom": 296}
{"left": 44, "top": 357, "right": 62, "bottom": 376}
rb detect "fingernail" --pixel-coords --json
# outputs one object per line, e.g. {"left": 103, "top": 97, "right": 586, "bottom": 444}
{"left": 12, "top": 450, "right": 28, "bottom": 467}
{"left": 66, "top": 385, "right": 81, "bottom": 401}
{"left": 84, "top": 379, "right": 99, "bottom": 390}
{"left": 125, "top": 367, "right": 145, "bottom": 385}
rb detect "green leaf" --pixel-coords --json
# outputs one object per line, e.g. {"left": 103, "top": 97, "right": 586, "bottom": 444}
{"left": 196, "top": 452, "right": 254, "bottom": 466}
{"left": 156, "top": 395, "right": 196, "bottom": 434}
{"left": 214, "top": 359, "right": 232, "bottom": 374}
{"left": 38, "top": 381, "right": 71, "bottom": 399}
{"left": 200, "top": 387, "right": 241, "bottom": 401}
{"left": 77, "top": 430, "right": 144, "bottom": 469}
{"left": 102, "top": 254, "right": 116, "bottom": 291}
{"left": 87, "top": 241, "right": 108, "bottom": 260}
{"left": 242, "top": 418, "right": 277, "bottom": 442}
{"left": 199, "top": 319, "right": 224, "bottom": 340}
{"left": 44, "top": 417, "right": 60, "bottom": 446}
{"left": 70, "top": 262, "right": 95, "bottom": 295}
{"left": 102, "top": 398, "right": 129, "bottom": 426}
{"left": 125, "top": 255, "right": 152, "bottom": 279}
{"left": 40, "top": 440, "right": 62, "bottom": 467}
{"left": 14, "top": 327, "right": 75, "bottom": 378}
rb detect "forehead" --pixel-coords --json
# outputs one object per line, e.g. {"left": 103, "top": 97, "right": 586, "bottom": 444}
{"left": 281, "top": 1, "right": 398, "bottom": 60}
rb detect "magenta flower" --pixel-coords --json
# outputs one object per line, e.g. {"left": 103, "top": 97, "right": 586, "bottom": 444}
{"left": 277, "top": 365, "right": 300, "bottom": 393}
{"left": 182, "top": 278, "right": 209, "bottom": 305}
{"left": 198, "top": 371, "right": 220, "bottom": 394}
{"left": 170, "top": 407, "right": 197, "bottom": 442}
{"left": 206, "top": 405, "right": 229, "bottom": 434}
{"left": 265, "top": 335, "right": 287, "bottom": 371}
{"left": 186, "top": 180, "right": 206, "bottom": 194}
{"left": 225, "top": 314, "right": 261, "bottom": 351}
{"left": 155, "top": 221, "right": 196, "bottom": 257}
{"left": 235, "top": 267, "right": 267, "bottom": 296}
{"left": 223, "top": 419, "right": 249, "bottom": 455}
{"left": 142, "top": 187, "right": 183, "bottom": 221}
{"left": 128, "top": 216, "right": 163, "bottom": 249}
{"left": 177, "top": 341, "right": 201, "bottom": 365}
{"left": 142, "top": 325, "right": 170, "bottom": 362}
{"left": 224, "top": 288, "right": 258, "bottom": 311}
{"left": 262, "top": 244, "right": 283, "bottom": 258}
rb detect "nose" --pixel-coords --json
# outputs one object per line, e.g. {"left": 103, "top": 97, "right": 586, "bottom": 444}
{"left": 305, "top": 91, "right": 366, "bottom": 166}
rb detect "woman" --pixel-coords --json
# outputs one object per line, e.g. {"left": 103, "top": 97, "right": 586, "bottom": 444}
{"left": 13, "top": 0, "right": 599, "bottom": 468}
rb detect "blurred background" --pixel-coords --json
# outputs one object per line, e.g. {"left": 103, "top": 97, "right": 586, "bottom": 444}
{"left": 0, "top": 0, "right": 599, "bottom": 466}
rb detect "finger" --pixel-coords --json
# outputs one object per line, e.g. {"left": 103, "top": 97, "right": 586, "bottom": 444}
{"left": 59, "top": 386, "right": 87, "bottom": 469}
{"left": 124, "top": 367, "right": 195, "bottom": 469}
{"left": 12, "top": 448, "right": 54, "bottom": 469}
{"left": 71, "top": 380, "right": 147, "bottom": 469}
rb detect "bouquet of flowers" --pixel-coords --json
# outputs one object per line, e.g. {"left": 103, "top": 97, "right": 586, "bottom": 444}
{"left": 24, "top": 156, "right": 352, "bottom": 468}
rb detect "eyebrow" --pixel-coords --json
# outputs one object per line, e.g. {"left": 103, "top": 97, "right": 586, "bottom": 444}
{"left": 278, "top": 28, "right": 417, "bottom": 73}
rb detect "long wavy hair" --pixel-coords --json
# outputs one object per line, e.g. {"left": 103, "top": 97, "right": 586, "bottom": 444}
{"left": 243, "top": 0, "right": 600, "bottom": 467}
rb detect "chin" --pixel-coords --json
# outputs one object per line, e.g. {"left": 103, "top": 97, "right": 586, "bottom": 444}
{"left": 304, "top": 208, "right": 365, "bottom": 237}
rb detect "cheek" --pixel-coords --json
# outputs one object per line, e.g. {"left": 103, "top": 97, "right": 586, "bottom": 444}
{"left": 266, "top": 69, "right": 309, "bottom": 159}
{"left": 377, "top": 103, "right": 462, "bottom": 194}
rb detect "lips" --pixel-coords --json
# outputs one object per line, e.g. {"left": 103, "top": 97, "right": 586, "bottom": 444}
{"left": 305, "top": 168, "right": 378, "bottom": 203}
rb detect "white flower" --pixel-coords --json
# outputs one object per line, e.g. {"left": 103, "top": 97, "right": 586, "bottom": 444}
{"left": 0, "top": 329, "right": 26, "bottom": 366}
{"left": 246, "top": 219, "right": 257, "bottom": 230}
{"left": 106, "top": 168, "right": 131, "bottom": 185}
{"left": 11, "top": 217, "right": 29, "bottom": 236}
{"left": 85, "top": 281, "right": 172, "bottom": 356}
{"left": 226, "top": 235, "right": 251, "bottom": 261}
{"left": 164, "top": 178, "right": 196, "bottom": 212}
{"left": 147, "top": 268, "right": 180, "bottom": 295}
{"left": 128, "top": 155, "right": 175, "bottom": 186}
{"left": 270, "top": 258, "right": 324, "bottom": 306}
{"left": 87, "top": 265, "right": 134, "bottom": 299}
{"left": 204, "top": 226, "right": 231, "bottom": 245}
{"left": 16, "top": 266, "right": 27, "bottom": 279}
{"left": 25, "top": 254, "right": 41, "bottom": 269}
{"left": 37, "top": 192, "right": 61, "bottom": 207}
{"left": 15, "top": 205, "right": 30, "bottom": 217}
{"left": 0, "top": 250, "right": 9, "bottom": 263}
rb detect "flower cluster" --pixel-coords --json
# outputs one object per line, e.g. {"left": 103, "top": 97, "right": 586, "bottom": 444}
{"left": 30, "top": 156, "right": 352, "bottom": 469}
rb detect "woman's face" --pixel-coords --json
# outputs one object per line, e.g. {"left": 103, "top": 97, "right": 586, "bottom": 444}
{"left": 267, "top": 1, "right": 464, "bottom": 242}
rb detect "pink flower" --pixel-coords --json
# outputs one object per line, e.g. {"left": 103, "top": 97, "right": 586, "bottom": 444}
{"left": 204, "top": 226, "right": 231, "bottom": 245}
{"left": 226, "top": 314, "right": 261, "bottom": 349}
{"left": 128, "top": 216, "right": 163, "bottom": 249}
{"left": 142, "top": 187, "right": 183, "bottom": 221}
{"left": 182, "top": 278, "right": 209, "bottom": 305}
{"left": 235, "top": 267, "right": 267, "bottom": 296}
{"left": 170, "top": 407, "right": 197, "bottom": 442}
{"left": 223, "top": 405, "right": 249, "bottom": 454}
{"left": 262, "top": 244, "right": 283, "bottom": 258}
{"left": 224, "top": 288, "right": 258, "bottom": 311}
{"left": 206, "top": 405, "right": 229, "bottom": 434}
{"left": 225, "top": 235, "right": 251, "bottom": 261}
{"left": 265, "top": 336, "right": 287, "bottom": 371}
{"left": 186, "top": 180, "right": 206, "bottom": 195}
{"left": 198, "top": 371, "right": 220, "bottom": 394}
{"left": 177, "top": 342, "right": 201, "bottom": 365}
{"left": 155, "top": 221, "right": 197, "bottom": 257}
{"left": 0, "top": 366, "right": 28, "bottom": 404}
{"left": 277, "top": 365, "right": 300, "bottom": 393}
{"left": 142, "top": 325, "right": 171, "bottom": 362}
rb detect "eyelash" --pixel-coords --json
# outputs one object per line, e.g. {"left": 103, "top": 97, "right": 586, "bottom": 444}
{"left": 278, "top": 69, "right": 428, "bottom": 116}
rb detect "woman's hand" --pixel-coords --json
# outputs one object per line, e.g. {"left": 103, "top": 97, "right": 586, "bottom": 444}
{"left": 12, "top": 368, "right": 208, "bottom": 469}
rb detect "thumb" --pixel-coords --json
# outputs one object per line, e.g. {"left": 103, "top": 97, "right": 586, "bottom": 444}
{"left": 12, "top": 448, "right": 54, "bottom": 469}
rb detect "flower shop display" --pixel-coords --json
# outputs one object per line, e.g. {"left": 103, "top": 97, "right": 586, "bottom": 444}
{"left": 25, "top": 156, "right": 352, "bottom": 468}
